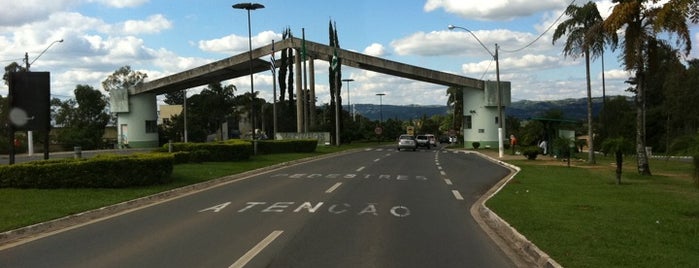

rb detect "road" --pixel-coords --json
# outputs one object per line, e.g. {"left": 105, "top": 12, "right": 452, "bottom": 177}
{"left": 0, "top": 145, "right": 514, "bottom": 267}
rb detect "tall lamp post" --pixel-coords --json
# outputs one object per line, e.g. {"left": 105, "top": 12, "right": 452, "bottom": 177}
{"left": 233, "top": 2, "right": 264, "bottom": 154}
{"left": 448, "top": 25, "right": 504, "bottom": 158}
{"left": 24, "top": 39, "right": 63, "bottom": 157}
{"left": 342, "top": 78, "right": 354, "bottom": 121}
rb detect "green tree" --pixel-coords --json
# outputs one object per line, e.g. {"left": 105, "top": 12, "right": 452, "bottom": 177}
{"left": 54, "top": 85, "right": 111, "bottom": 149}
{"left": 598, "top": 96, "right": 635, "bottom": 146}
{"left": 328, "top": 20, "right": 343, "bottom": 144}
{"left": 604, "top": 0, "right": 697, "bottom": 175}
{"left": 553, "top": 1, "right": 614, "bottom": 165}
{"left": 101, "top": 65, "right": 147, "bottom": 92}
{"left": 200, "top": 82, "right": 236, "bottom": 140}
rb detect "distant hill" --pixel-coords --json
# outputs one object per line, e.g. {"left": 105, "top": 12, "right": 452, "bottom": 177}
{"left": 352, "top": 96, "right": 626, "bottom": 122}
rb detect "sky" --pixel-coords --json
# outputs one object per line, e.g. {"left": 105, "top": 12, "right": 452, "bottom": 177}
{"left": 1, "top": 0, "right": 697, "bottom": 107}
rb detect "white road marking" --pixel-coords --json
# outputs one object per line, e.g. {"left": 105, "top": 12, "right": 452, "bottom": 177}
{"left": 452, "top": 190, "right": 464, "bottom": 200}
{"left": 373, "top": 158, "right": 381, "bottom": 162}
{"left": 325, "top": 182, "right": 343, "bottom": 193}
{"left": 229, "top": 230, "right": 284, "bottom": 268}
{"left": 440, "top": 171, "right": 446, "bottom": 176}
{"left": 444, "top": 179, "right": 453, "bottom": 185}
{"left": 437, "top": 166, "right": 443, "bottom": 170}
{"left": 356, "top": 166, "right": 365, "bottom": 172}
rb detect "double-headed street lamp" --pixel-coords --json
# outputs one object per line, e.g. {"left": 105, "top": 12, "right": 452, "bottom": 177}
{"left": 448, "top": 24, "right": 504, "bottom": 158}
{"left": 233, "top": 2, "right": 264, "bottom": 153}
{"left": 342, "top": 78, "right": 354, "bottom": 121}
{"left": 376, "top": 93, "right": 385, "bottom": 124}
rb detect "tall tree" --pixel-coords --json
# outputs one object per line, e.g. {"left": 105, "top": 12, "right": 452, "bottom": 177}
{"left": 604, "top": 0, "right": 697, "bottom": 175}
{"left": 54, "top": 85, "right": 111, "bottom": 149}
{"left": 200, "top": 82, "right": 236, "bottom": 140}
{"left": 446, "top": 86, "right": 463, "bottom": 131}
{"left": 553, "top": 1, "right": 612, "bottom": 165}
{"left": 328, "top": 20, "right": 343, "bottom": 144}
{"left": 101, "top": 65, "right": 147, "bottom": 92}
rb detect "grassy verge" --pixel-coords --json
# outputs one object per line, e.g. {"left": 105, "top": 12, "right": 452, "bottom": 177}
{"left": 487, "top": 154, "right": 699, "bottom": 267}
{"left": 0, "top": 142, "right": 374, "bottom": 232}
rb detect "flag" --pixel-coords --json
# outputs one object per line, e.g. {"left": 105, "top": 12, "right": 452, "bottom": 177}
{"left": 331, "top": 49, "right": 338, "bottom": 71}
{"left": 270, "top": 40, "right": 276, "bottom": 71}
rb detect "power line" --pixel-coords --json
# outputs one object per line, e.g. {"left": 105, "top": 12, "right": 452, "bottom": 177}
{"left": 500, "top": 0, "right": 577, "bottom": 53}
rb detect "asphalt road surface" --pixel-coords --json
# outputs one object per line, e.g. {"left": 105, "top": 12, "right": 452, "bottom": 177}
{"left": 0, "top": 146, "right": 514, "bottom": 267}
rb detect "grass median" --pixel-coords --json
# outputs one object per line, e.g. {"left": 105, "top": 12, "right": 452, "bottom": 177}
{"left": 0, "top": 143, "right": 373, "bottom": 233}
{"left": 487, "top": 154, "right": 699, "bottom": 267}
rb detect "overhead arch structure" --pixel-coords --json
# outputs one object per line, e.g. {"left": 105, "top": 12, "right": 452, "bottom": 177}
{"left": 118, "top": 37, "right": 509, "bottom": 148}
{"left": 132, "top": 37, "right": 483, "bottom": 95}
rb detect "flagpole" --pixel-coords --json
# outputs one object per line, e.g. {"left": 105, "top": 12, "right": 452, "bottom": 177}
{"left": 270, "top": 40, "right": 277, "bottom": 138}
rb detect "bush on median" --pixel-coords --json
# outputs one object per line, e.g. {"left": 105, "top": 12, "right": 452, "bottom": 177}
{"left": 0, "top": 153, "right": 174, "bottom": 188}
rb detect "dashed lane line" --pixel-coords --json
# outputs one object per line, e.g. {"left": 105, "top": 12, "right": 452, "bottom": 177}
{"left": 325, "top": 182, "right": 343, "bottom": 193}
{"left": 452, "top": 190, "right": 464, "bottom": 200}
{"left": 229, "top": 230, "right": 284, "bottom": 268}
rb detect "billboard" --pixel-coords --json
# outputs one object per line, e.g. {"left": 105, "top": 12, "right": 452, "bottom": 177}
{"left": 9, "top": 72, "right": 51, "bottom": 131}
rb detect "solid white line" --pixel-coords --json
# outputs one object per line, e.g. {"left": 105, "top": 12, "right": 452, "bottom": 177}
{"left": 444, "top": 179, "right": 453, "bottom": 185}
{"left": 356, "top": 166, "right": 365, "bottom": 172}
{"left": 229, "top": 230, "right": 284, "bottom": 268}
{"left": 452, "top": 190, "right": 464, "bottom": 200}
{"left": 326, "top": 182, "right": 343, "bottom": 193}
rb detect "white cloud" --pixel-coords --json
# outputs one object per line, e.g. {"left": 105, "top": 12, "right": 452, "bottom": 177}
{"left": 602, "top": 69, "right": 631, "bottom": 80}
{"left": 0, "top": 0, "right": 75, "bottom": 26}
{"left": 121, "top": 14, "right": 172, "bottom": 35}
{"left": 363, "top": 43, "right": 386, "bottom": 57}
{"left": 198, "top": 30, "right": 281, "bottom": 54}
{"left": 92, "top": 0, "right": 149, "bottom": 8}
{"left": 424, "top": 0, "right": 569, "bottom": 21}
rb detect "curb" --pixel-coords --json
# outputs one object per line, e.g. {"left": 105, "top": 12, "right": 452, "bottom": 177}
{"left": 0, "top": 149, "right": 360, "bottom": 248}
{"left": 466, "top": 150, "right": 562, "bottom": 268}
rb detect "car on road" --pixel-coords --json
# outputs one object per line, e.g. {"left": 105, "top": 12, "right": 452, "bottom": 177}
{"left": 397, "top": 135, "right": 417, "bottom": 151}
{"left": 415, "top": 135, "right": 431, "bottom": 149}
{"left": 425, "top": 134, "right": 437, "bottom": 147}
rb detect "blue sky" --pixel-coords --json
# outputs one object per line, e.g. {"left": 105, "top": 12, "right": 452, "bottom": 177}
{"left": 1, "top": 0, "right": 697, "bottom": 106}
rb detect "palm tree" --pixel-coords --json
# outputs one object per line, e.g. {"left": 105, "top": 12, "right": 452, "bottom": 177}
{"left": 553, "top": 1, "right": 609, "bottom": 164}
{"left": 446, "top": 86, "right": 463, "bottom": 131}
{"left": 604, "top": 0, "right": 696, "bottom": 175}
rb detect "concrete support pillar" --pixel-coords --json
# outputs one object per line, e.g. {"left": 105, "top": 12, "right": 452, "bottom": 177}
{"left": 295, "top": 49, "right": 303, "bottom": 133}
{"left": 309, "top": 57, "right": 316, "bottom": 130}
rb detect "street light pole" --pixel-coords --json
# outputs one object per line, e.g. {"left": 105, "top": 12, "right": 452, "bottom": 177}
{"left": 342, "top": 78, "right": 354, "bottom": 121}
{"left": 448, "top": 25, "right": 504, "bottom": 158}
{"left": 24, "top": 39, "right": 63, "bottom": 157}
{"left": 233, "top": 2, "right": 264, "bottom": 154}
{"left": 376, "top": 93, "right": 385, "bottom": 124}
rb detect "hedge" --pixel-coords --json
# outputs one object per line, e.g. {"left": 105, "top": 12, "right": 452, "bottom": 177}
{"left": 255, "top": 139, "right": 318, "bottom": 154}
{"left": 165, "top": 140, "right": 252, "bottom": 162}
{"left": 0, "top": 153, "right": 174, "bottom": 188}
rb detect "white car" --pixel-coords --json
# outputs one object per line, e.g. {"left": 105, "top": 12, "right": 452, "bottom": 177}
{"left": 397, "top": 135, "right": 417, "bottom": 151}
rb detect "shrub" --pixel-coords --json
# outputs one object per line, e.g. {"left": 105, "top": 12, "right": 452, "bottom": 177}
{"left": 522, "top": 146, "right": 540, "bottom": 160}
{"left": 189, "top": 149, "right": 210, "bottom": 163}
{"left": 472, "top": 142, "right": 481, "bottom": 149}
{"left": 0, "top": 153, "right": 174, "bottom": 188}
{"left": 255, "top": 139, "right": 318, "bottom": 154}
{"left": 165, "top": 140, "right": 252, "bottom": 162}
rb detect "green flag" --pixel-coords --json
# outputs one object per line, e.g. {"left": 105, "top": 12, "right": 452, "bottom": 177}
{"left": 331, "top": 49, "right": 338, "bottom": 71}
